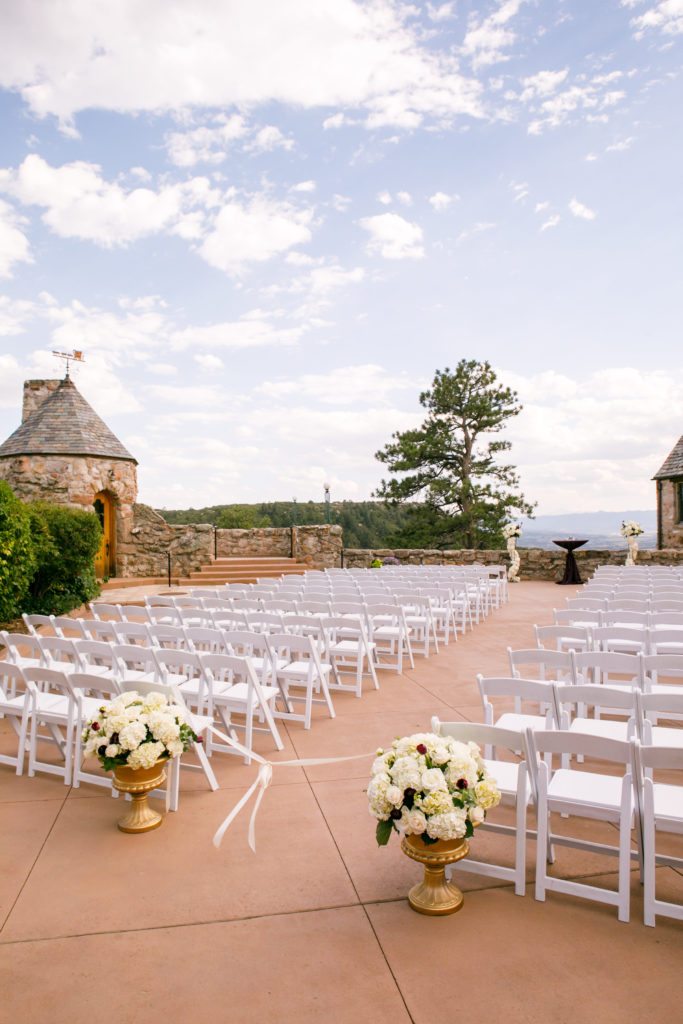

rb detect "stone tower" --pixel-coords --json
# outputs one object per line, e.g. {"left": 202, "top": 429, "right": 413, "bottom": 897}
{"left": 654, "top": 434, "right": 683, "bottom": 549}
{"left": 0, "top": 377, "right": 138, "bottom": 576}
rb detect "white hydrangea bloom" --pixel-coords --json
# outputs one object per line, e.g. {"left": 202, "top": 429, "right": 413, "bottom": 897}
{"left": 426, "top": 809, "right": 468, "bottom": 841}
{"left": 127, "top": 740, "right": 165, "bottom": 770}
{"left": 118, "top": 720, "right": 148, "bottom": 752}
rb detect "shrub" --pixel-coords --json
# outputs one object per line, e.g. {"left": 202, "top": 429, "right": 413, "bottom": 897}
{"left": 0, "top": 480, "right": 35, "bottom": 621}
{"left": 27, "top": 502, "right": 102, "bottom": 615}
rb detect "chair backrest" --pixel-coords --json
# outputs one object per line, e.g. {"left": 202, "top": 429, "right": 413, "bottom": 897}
{"left": 330, "top": 601, "right": 365, "bottom": 615}
{"left": 112, "top": 644, "right": 159, "bottom": 674}
{"left": 566, "top": 598, "right": 606, "bottom": 611}
{"left": 297, "top": 600, "right": 332, "bottom": 615}
{"left": 554, "top": 682, "right": 637, "bottom": 721}
{"left": 591, "top": 625, "right": 649, "bottom": 652}
{"left": 1, "top": 632, "right": 45, "bottom": 664}
{"left": 200, "top": 651, "right": 260, "bottom": 688}
{"left": 147, "top": 624, "right": 189, "bottom": 650}
{"left": 528, "top": 728, "right": 633, "bottom": 767}
{"left": 636, "top": 690, "right": 683, "bottom": 741}
{"left": 534, "top": 624, "right": 591, "bottom": 651}
{"left": 652, "top": 599, "right": 683, "bottom": 613}
{"left": 507, "top": 647, "right": 572, "bottom": 680}
{"left": 81, "top": 619, "right": 117, "bottom": 642}
{"left": 118, "top": 605, "right": 150, "bottom": 623}
{"left": 22, "top": 613, "right": 57, "bottom": 636}
{"left": 22, "top": 665, "right": 74, "bottom": 698}
{"left": 570, "top": 650, "right": 641, "bottom": 686}
{"left": 74, "top": 639, "right": 119, "bottom": 673}
{"left": 113, "top": 622, "right": 151, "bottom": 646}
{"left": 222, "top": 630, "right": 270, "bottom": 658}
{"left": 247, "top": 612, "right": 285, "bottom": 633}
{"left": 262, "top": 599, "right": 298, "bottom": 612}
{"left": 173, "top": 597, "right": 203, "bottom": 609}
{"left": 650, "top": 611, "right": 683, "bottom": 628}
{"left": 69, "top": 671, "right": 119, "bottom": 702}
{"left": 183, "top": 626, "right": 230, "bottom": 655}
{"left": 39, "top": 636, "right": 80, "bottom": 666}
{"left": 146, "top": 607, "right": 182, "bottom": 626}
{"left": 606, "top": 599, "right": 649, "bottom": 612}
{"left": 553, "top": 609, "right": 603, "bottom": 627}
{"left": 153, "top": 648, "right": 202, "bottom": 679}
{"left": 477, "top": 674, "right": 556, "bottom": 718}
{"left": 144, "top": 595, "right": 177, "bottom": 607}
{"left": 431, "top": 716, "right": 528, "bottom": 758}
{"left": 51, "top": 616, "right": 87, "bottom": 639}
{"left": 648, "top": 628, "right": 683, "bottom": 655}
{"left": 0, "top": 661, "right": 28, "bottom": 700}
{"left": 637, "top": 744, "right": 683, "bottom": 773}
{"left": 602, "top": 610, "right": 650, "bottom": 627}
{"left": 90, "top": 603, "right": 122, "bottom": 621}
{"left": 266, "top": 632, "right": 319, "bottom": 658}
{"left": 640, "top": 652, "right": 683, "bottom": 687}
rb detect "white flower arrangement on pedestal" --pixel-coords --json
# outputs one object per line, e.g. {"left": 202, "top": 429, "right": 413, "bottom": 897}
{"left": 368, "top": 732, "right": 501, "bottom": 846}
{"left": 620, "top": 520, "right": 644, "bottom": 566}
{"left": 620, "top": 520, "right": 644, "bottom": 539}
{"left": 502, "top": 523, "right": 522, "bottom": 582}
{"left": 83, "top": 691, "right": 197, "bottom": 772}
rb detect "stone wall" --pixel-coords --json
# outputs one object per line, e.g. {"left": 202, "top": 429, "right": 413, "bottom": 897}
{"left": 659, "top": 479, "right": 683, "bottom": 549}
{"left": 215, "top": 524, "right": 343, "bottom": 569}
{"left": 117, "top": 503, "right": 214, "bottom": 579}
{"left": 342, "top": 546, "right": 683, "bottom": 580}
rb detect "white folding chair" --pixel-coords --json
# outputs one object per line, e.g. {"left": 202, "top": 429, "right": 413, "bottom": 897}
{"left": 477, "top": 675, "right": 556, "bottom": 734}
{"left": 71, "top": 672, "right": 122, "bottom": 790}
{"left": 529, "top": 730, "right": 637, "bottom": 923}
{"left": 23, "top": 666, "right": 75, "bottom": 785}
{"left": 0, "top": 662, "right": 32, "bottom": 774}
{"left": 365, "top": 603, "right": 414, "bottom": 673}
{"left": 118, "top": 605, "right": 151, "bottom": 624}
{"left": 266, "top": 632, "right": 336, "bottom": 729}
{"left": 637, "top": 690, "right": 683, "bottom": 748}
{"left": 1, "top": 632, "right": 46, "bottom": 673}
{"left": 507, "top": 648, "right": 573, "bottom": 683}
{"left": 112, "top": 621, "right": 152, "bottom": 647}
{"left": 200, "top": 652, "right": 284, "bottom": 763}
{"left": 322, "top": 615, "right": 379, "bottom": 697}
{"left": 534, "top": 624, "right": 592, "bottom": 654}
{"left": 635, "top": 743, "right": 683, "bottom": 926}
{"left": 89, "top": 603, "right": 122, "bottom": 621}
{"left": 113, "top": 644, "right": 160, "bottom": 685}
{"left": 73, "top": 639, "right": 120, "bottom": 683}
{"left": 432, "top": 717, "right": 533, "bottom": 896}
{"left": 81, "top": 619, "right": 118, "bottom": 642}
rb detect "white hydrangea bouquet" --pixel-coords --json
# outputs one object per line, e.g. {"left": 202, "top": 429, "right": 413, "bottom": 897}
{"left": 502, "top": 522, "right": 522, "bottom": 539}
{"left": 620, "top": 520, "right": 644, "bottom": 538}
{"left": 83, "top": 691, "right": 198, "bottom": 772}
{"left": 368, "top": 732, "right": 501, "bottom": 846}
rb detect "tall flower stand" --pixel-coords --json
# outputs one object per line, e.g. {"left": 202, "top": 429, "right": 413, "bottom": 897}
{"left": 626, "top": 536, "right": 639, "bottom": 567}
{"left": 507, "top": 537, "right": 521, "bottom": 583}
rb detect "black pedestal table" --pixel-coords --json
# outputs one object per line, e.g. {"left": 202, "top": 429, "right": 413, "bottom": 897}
{"left": 553, "top": 539, "right": 588, "bottom": 585}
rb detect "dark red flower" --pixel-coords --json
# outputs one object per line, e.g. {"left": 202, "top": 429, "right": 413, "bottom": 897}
{"left": 416, "top": 743, "right": 427, "bottom": 755}
{"left": 456, "top": 778, "right": 468, "bottom": 790}
{"left": 390, "top": 808, "right": 402, "bottom": 820}
{"left": 91, "top": 722, "right": 100, "bottom": 731}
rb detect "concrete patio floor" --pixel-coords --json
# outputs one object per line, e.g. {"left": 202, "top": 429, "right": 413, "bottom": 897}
{"left": 1, "top": 581, "right": 682, "bottom": 1023}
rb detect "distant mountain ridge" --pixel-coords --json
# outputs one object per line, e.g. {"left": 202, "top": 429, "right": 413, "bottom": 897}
{"left": 520, "top": 510, "right": 657, "bottom": 550}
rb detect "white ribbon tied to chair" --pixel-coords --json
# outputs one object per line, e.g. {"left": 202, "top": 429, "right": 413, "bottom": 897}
{"left": 210, "top": 726, "right": 376, "bottom": 852}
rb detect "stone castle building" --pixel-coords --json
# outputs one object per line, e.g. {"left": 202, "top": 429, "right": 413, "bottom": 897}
{"left": 654, "top": 434, "right": 683, "bottom": 549}
{"left": 0, "top": 376, "right": 216, "bottom": 579}
{"left": 0, "top": 377, "right": 138, "bottom": 577}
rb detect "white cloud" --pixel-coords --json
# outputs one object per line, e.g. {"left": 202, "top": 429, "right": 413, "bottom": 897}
{"left": 396, "top": 190, "right": 413, "bottom": 206}
{"left": 627, "top": 1, "right": 683, "bottom": 39}
{"left": 359, "top": 212, "right": 425, "bottom": 259}
{"left": 256, "top": 364, "right": 415, "bottom": 405}
{"left": 194, "top": 353, "right": 225, "bottom": 371}
{"left": 0, "top": 199, "right": 32, "bottom": 276}
{"left": 519, "top": 68, "right": 569, "bottom": 101}
{"left": 377, "top": 190, "right": 393, "bottom": 205}
{"left": 165, "top": 115, "right": 247, "bottom": 167}
{"left": 245, "top": 125, "right": 294, "bottom": 153}
{"left": 0, "top": 295, "right": 36, "bottom": 334}
{"left": 170, "top": 317, "right": 304, "bottom": 351}
{"left": 568, "top": 198, "right": 597, "bottom": 220}
{"left": 290, "top": 180, "right": 316, "bottom": 193}
{"left": 0, "top": 1, "right": 484, "bottom": 132}
{"left": 462, "top": 0, "right": 526, "bottom": 69}
{"left": 504, "top": 366, "right": 683, "bottom": 512}
{"left": 606, "top": 136, "right": 636, "bottom": 152}
{"left": 0, "top": 155, "right": 211, "bottom": 246}
{"left": 427, "top": 3, "right": 456, "bottom": 22}
{"left": 198, "top": 196, "right": 314, "bottom": 274}
{"left": 540, "top": 214, "right": 560, "bottom": 231}
{"left": 534, "top": 201, "right": 550, "bottom": 213}
{"left": 429, "top": 191, "right": 459, "bottom": 211}
{"left": 456, "top": 221, "right": 496, "bottom": 243}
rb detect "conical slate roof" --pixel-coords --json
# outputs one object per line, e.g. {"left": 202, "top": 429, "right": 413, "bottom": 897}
{"left": 653, "top": 435, "right": 683, "bottom": 480}
{"left": 0, "top": 377, "right": 137, "bottom": 462}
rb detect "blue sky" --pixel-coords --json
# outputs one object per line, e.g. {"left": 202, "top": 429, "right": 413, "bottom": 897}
{"left": 0, "top": 0, "right": 681, "bottom": 514}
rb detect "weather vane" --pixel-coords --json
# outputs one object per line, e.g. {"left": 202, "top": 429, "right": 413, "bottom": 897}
{"left": 52, "top": 349, "right": 85, "bottom": 379}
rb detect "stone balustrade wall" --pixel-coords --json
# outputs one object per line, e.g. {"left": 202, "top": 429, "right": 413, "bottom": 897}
{"left": 117, "top": 503, "right": 214, "bottom": 578}
{"left": 216, "top": 524, "right": 343, "bottom": 570}
{"left": 342, "top": 546, "right": 683, "bottom": 580}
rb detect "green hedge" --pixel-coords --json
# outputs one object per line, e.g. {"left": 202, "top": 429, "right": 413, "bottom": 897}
{"left": 0, "top": 481, "right": 36, "bottom": 621}
{"left": 0, "top": 483, "right": 102, "bottom": 621}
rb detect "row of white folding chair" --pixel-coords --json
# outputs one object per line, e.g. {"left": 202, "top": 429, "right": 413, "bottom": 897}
{"left": 534, "top": 623, "right": 683, "bottom": 656}
{"left": 2, "top": 631, "right": 287, "bottom": 754}
{"left": 431, "top": 716, "right": 638, "bottom": 920}
{"left": 566, "top": 598, "right": 683, "bottom": 614}
{"left": 554, "top": 608, "right": 683, "bottom": 629}
{"left": 0, "top": 660, "right": 217, "bottom": 803}
{"left": 508, "top": 647, "right": 683, "bottom": 697}
{"left": 440, "top": 709, "right": 683, "bottom": 924}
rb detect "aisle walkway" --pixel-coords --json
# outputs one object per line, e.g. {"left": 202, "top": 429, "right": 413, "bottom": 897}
{"left": 1, "top": 582, "right": 681, "bottom": 1023}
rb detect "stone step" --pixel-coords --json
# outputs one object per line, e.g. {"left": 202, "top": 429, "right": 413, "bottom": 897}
{"left": 181, "top": 556, "right": 309, "bottom": 587}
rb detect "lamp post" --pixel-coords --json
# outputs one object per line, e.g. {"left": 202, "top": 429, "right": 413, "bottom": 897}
{"left": 323, "top": 482, "right": 331, "bottom": 523}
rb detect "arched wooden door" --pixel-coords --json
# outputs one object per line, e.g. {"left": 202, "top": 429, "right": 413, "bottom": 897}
{"left": 93, "top": 491, "right": 115, "bottom": 578}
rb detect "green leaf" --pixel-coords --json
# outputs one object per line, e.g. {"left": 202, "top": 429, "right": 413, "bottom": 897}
{"left": 465, "top": 819, "right": 474, "bottom": 839}
{"left": 376, "top": 818, "right": 394, "bottom": 846}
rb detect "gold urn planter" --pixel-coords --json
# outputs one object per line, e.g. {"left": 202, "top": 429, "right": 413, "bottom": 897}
{"left": 112, "top": 759, "right": 168, "bottom": 834}
{"left": 401, "top": 833, "right": 470, "bottom": 916}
